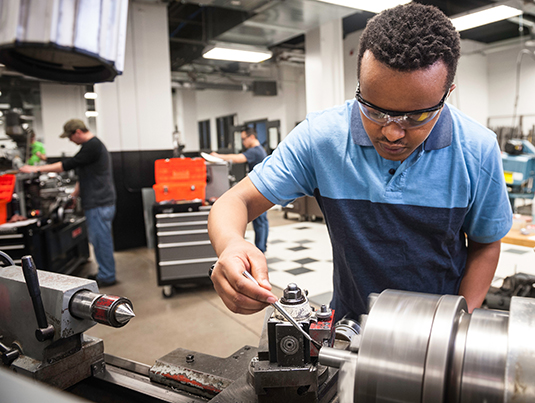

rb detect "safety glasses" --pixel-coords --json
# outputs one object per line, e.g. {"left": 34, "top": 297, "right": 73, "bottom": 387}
{"left": 355, "top": 83, "right": 450, "bottom": 129}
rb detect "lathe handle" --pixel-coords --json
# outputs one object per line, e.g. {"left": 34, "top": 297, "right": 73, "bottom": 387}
{"left": 21, "top": 256, "right": 55, "bottom": 342}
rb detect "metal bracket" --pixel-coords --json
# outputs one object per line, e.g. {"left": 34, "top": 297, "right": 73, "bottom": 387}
{"left": 91, "top": 358, "right": 106, "bottom": 377}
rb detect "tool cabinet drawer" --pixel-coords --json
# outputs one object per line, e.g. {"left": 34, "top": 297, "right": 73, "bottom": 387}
{"left": 155, "top": 211, "right": 209, "bottom": 225}
{"left": 155, "top": 220, "right": 208, "bottom": 232}
{"left": 158, "top": 241, "right": 215, "bottom": 261}
{"left": 159, "top": 257, "right": 217, "bottom": 281}
{"left": 157, "top": 229, "right": 209, "bottom": 244}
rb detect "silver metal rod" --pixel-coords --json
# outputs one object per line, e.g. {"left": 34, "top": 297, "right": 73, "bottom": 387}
{"left": 242, "top": 270, "right": 322, "bottom": 350}
{"left": 318, "top": 346, "right": 355, "bottom": 368}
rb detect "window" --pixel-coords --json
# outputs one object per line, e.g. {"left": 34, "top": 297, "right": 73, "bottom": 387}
{"left": 216, "top": 114, "right": 236, "bottom": 151}
{"left": 198, "top": 120, "right": 211, "bottom": 150}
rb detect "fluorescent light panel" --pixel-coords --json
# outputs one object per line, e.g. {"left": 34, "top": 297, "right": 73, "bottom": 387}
{"left": 203, "top": 47, "right": 272, "bottom": 63}
{"left": 451, "top": 5, "right": 522, "bottom": 32}
{"left": 316, "top": 0, "right": 410, "bottom": 14}
{"left": 84, "top": 92, "right": 97, "bottom": 99}
{"left": 85, "top": 111, "right": 98, "bottom": 117}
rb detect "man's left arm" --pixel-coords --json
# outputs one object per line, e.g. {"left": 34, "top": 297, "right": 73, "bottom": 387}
{"left": 211, "top": 152, "right": 247, "bottom": 164}
{"left": 458, "top": 239, "right": 501, "bottom": 313}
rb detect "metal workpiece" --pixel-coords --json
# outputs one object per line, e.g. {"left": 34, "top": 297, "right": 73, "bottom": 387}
{"left": 355, "top": 290, "right": 443, "bottom": 402}
{"left": 320, "top": 289, "right": 535, "bottom": 403}
{"left": 505, "top": 297, "right": 535, "bottom": 402}
{"left": 460, "top": 308, "right": 508, "bottom": 403}
{"left": 422, "top": 295, "right": 468, "bottom": 403}
{"left": 318, "top": 346, "right": 354, "bottom": 369}
{"left": 334, "top": 318, "right": 361, "bottom": 344}
{"left": 69, "top": 290, "right": 135, "bottom": 328}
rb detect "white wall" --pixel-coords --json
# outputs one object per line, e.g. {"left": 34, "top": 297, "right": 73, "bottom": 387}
{"left": 95, "top": 1, "right": 174, "bottom": 152}
{"left": 450, "top": 40, "right": 489, "bottom": 126}
{"left": 487, "top": 44, "right": 535, "bottom": 132}
{"left": 305, "top": 19, "right": 345, "bottom": 114}
{"left": 343, "top": 30, "right": 362, "bottom": 101}
{"left": 40, "top": 83, "right": 87, "bottom": 157}
{"left": 174, "top": 88, "right": 199, "bottom": 151}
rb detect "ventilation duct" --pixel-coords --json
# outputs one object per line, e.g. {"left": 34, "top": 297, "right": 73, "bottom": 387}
{"left": 0, "top": 0, "right": 128, "bottom": 83}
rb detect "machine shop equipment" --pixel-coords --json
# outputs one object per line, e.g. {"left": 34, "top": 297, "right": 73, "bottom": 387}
{"left": 501, "top": 139, "right": 535, "bottom": 211}
{"left": 104, "top": 282, "right": 339, "bottom": 403}
{"left": 153, "top": 201, "right": 217, "bottom": 298}
{"left": 484, "top": 272, "right": 535, "bottom": 310}
{"left": 3, "top": 280, "right": 535, "bottom": 402}
{"left": 0, "top": 109, "right": 89, "bottom": 274}
{"left": 0, "top": 254, "right": 135, "bottom": 389}
{"left": 0, "top": 171, "right": 90, "bottom": 274}
{"left": 319, "top": 289, "right": 535, "bottom": 402}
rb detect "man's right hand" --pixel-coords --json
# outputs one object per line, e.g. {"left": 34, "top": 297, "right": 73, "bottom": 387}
{"left": 19, "top": 165, "right": 37, "bottom": 173}
{"left": 211, "top": 238, "right": 278, "bottom": 314}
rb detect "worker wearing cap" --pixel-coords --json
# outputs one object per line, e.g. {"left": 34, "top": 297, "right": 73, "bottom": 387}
{"left": 20, "top": 119, "right": 117, "bottom": 287}
{"left": 210, "top": 128, "right": 269, "bottom": 252}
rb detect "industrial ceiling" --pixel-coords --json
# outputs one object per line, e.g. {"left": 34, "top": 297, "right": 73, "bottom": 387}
{"left": 2, "top": 0, "right": 535, "bottom": 98}
{"left": 168, "top": 0, "right": 535, "bottom": 76}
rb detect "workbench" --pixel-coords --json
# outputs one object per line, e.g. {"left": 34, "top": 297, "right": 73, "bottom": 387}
{"left": 502, "top": 227, "right": 535, "bottom": 248}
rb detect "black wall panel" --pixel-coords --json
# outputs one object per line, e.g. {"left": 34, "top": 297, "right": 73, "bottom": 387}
{"left": 111, "top": 149, "right": 175, "bottom": 251}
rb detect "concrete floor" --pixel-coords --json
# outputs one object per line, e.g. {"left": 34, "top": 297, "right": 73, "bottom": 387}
{"left": 82, "top": 208, "right": 291, "bottom": 365}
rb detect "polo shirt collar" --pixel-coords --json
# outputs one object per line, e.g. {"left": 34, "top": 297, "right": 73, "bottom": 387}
{"left": 350, "top": 100, "right": 453, "bottom": 151}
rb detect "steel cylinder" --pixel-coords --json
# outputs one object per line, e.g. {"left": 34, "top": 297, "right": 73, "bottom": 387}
{"left": 323, "top": 289, "right": 535, "bottom": 403}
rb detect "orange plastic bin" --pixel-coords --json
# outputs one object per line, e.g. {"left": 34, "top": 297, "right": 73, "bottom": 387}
{"left": 0, "top": 174, "right": 16, "bottom": 224}
{"left": 153, "top": 158, "right": 206, "bottom": 202}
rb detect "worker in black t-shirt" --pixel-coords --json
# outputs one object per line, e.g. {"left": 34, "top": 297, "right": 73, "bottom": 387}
{"left": 20, "top": 119, "right": 117, "bottom": 287}
{"left": 211, "top": 128, "right": 269, "bottom": 252}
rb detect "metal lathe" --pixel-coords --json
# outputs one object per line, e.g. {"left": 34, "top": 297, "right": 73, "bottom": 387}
{"left": 1, "top": 256, "right": 534, "bottom": 402}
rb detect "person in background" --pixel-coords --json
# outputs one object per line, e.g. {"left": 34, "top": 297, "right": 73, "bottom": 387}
{"left": 210, "top": 128, "right": 269, "bottom": 252}
{"left": 26, "top": 129, "right": 47, "bottom": 165}
{"left": 207, "top": 3, "right": 512, "bottom": 321}
{"left": 20, "top": 119, "right": 117, "bottom": 287}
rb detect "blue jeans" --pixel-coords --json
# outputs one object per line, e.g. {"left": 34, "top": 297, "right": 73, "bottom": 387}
{"left": 253, "top": 212, "right": 269, "bottom": 253}
{"left": 85, "top": 205, "right": 116, "bottom": 283}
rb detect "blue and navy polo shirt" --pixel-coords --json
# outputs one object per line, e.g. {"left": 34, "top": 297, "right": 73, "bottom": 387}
{"left": 249, "top": 100, "right": 513, "bottom": 321}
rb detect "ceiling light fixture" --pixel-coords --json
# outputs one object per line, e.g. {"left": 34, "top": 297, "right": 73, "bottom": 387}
{"left": 316, "top": 0, "right": 410, "bottom": 14}
{"left": 84, "top": 92, "right": 98, "bottom": 100}
{"left": 203, "top": 43, "right": 272, "bottom": 63}
{"left": 85, "top": 111, "right": 98, "bottom": 118}
{"left": 451, "top": 5, "right": 522, "bottom": 32}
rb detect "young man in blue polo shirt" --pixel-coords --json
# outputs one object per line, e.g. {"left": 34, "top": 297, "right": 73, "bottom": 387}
{"left": 207, "top": 3, "right": 512, "bottom": 321}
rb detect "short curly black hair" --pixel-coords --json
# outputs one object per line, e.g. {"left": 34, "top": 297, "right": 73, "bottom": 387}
{"left": 357, "top": 3, "right": 460, "bottom": 91}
